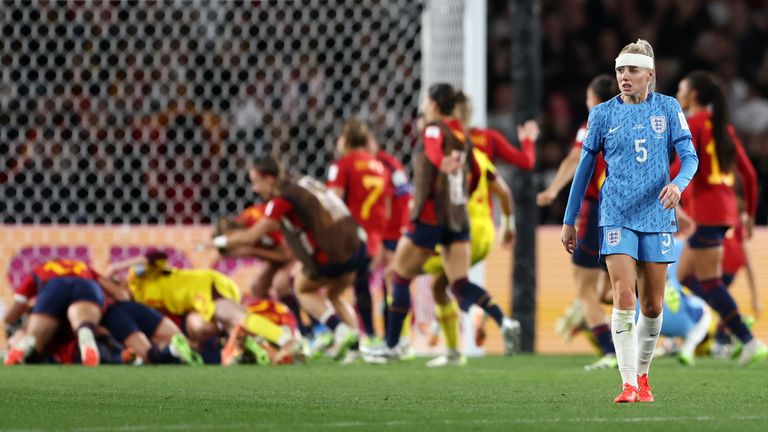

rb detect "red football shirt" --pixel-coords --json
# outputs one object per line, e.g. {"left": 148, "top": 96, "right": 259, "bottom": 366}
{"left": 234, "top": 203, "right": 284, "bottom": 247}
{"left": 572, "top": 122, "right": 607, "bottom": 201}
{"left": 264, "top": 196, "right": 327, "bottom": 264}
{"left": 470, "top": 127, "right": 536, "bottom": 169}
{"left": 327, "top": 149, "right": 388, "bottom": 255}
{"left": 14, "top": 259, "right": 101, "bottom": 302}
{"left": 418, "top": 118, "right": 467, "bottom": 224}
{"left": 375, "top": 150, "right": 411, "bottom": 241}
{"left": 679, "top": 111, "right": 757, "bottom": 226}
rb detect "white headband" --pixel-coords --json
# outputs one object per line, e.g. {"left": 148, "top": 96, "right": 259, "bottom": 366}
{"left": 615, "top": 53, "right": 654, "bottom": 69}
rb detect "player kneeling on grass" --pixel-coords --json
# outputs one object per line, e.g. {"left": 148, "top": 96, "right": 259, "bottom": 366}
{"left": 4, "top": 259, "right": 117, "bottom": 366}
{"left": 209, "top": 155, "right": 369, "bottom": 364}
{"left": 116, "top": 251, "right": 302, "bottom": 365}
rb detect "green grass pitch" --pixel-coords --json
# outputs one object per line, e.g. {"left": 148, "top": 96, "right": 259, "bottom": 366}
{"left": 0, "top": 355, "right": 766, "bottom": 431}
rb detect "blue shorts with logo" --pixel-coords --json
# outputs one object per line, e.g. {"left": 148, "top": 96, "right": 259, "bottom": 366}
{"left": 688, "top": 226, "right": 729, "bottom": 249}
{"left": 600, "top": 227, "right": 676, "bottom": 263}
{"left": 31, "top": 277, "right": 105, "bottom": 319}
{"left": 405, "top": 221, "right": 470, "bottom": 250}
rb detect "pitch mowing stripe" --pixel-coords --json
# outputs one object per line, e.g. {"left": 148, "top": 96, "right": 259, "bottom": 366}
{"left": 2, "top": 416, "right": 765, "bottom": 431}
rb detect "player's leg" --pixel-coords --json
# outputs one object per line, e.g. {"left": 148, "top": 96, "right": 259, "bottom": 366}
{"left": 327, "top": 272, "right": 363, "bottom": 361}
{"left": 678, "top": 296, "right": 712, "bottom": 366}
{"left": 679, "top": 228, "right": 766, "bottom": 366}
{"left": 184, "top": 311, "right": 219, "bottom": 343}
{"left": 353, "top": 260, "right": 376, "bottom": 338}
{"left": 4, "top": 314, "right": 59, "bottom": 365}
{"left": 635, "top": 259, "right": 667, "bottom": 403}
{"left": 249, "top": 261, "right": 279, "bottom": 299}
{"left": 272, "top": 262, "right": 310, "bottom": 337}
{"left": 426, "top": 273, "right": 464, "bottom": 367}
{"left": 575, "top": 266, "right": 616, "bottom": 369}
{"left": 385, "top": 235, "right": 434, "bottom": 352}
{"left": 67, "top": 279, "right": 106, "bottom": 367}
{"left": 442, "top": 237, "right": 520, "bottom": 355}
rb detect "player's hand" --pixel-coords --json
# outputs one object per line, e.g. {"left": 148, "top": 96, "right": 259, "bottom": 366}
{"left": 561, "top": 224, "right": 577, "bottom": 254}
{"left": 500, "top": 225, "right": 516, "bottom": 246}
{"left": 439, "top": 151, "right": 462, "bottom": 174}
{"left": 517, "top": 120, "right": 540, "bottom": 142}
{"left": 658, "top": 183, "right": 681, "bottom": 209}
{"left": 536, "top": 189, "right": 557, "bottom": 207}
{"left": 742, "top": 212, "right": 755, "bottom": 240}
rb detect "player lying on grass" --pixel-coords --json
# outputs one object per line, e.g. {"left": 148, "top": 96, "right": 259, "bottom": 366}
{"left": 4, "top": 259, "right": 198, "bottom": 366}
{"left": 111, "top": 251, "right": 303, "bottom": 365}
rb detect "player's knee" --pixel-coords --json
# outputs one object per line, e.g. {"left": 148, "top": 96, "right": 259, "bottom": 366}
{"left": 639, "top": 299, "right": 662, "bottom": 318}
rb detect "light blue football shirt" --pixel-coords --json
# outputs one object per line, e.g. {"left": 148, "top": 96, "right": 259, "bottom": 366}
{"left": 565, "top": 92, "right": 697, "bottom": 233}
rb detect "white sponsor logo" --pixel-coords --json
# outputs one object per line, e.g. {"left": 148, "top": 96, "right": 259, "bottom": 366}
{"left": 327, "top": 164, "right": 339, "bottom": 181}
{"left": 608, "top": 125, "right": 622, "bottom": 134}
{"left": 650, "top": 116, "right": 666, "bottom": 134}
{"left": 678, "top": 112, "right": 690, "bottom": 130}
{"left": 425, "top": 125, "right": 441, "bottom": 139}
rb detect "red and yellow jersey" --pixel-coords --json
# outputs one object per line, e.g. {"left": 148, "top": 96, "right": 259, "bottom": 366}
{"left": 326, "top": 149, "right": 389, "bottom": 234}
{"left": 680, "top": 111, "right": 758, "bottom": 227}
{"left": 470, "top": 127, "right": 536, "bottom": 170}
{"left": 572, "top": 122, "right": 607, "bottom": 201}
{"left": 244, "top": 298, "right": 298, "bottom": 331}
{"left": 234, "top": 203, "right": 284, "bottom": 247}
{"left": 375, "top": 150, "right": 411, "bottom": 241}
{"left": 14, "top": 259, "right": 101, "bottom": 302}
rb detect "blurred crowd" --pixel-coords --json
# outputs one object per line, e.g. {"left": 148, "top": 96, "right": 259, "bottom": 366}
{"left": 488, "top": 0, "right": 768, "bottom": 224}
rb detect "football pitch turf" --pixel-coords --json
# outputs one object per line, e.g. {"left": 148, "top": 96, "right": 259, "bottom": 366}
{"left": 1, "top": 355, "right": 766, "bottom": 432}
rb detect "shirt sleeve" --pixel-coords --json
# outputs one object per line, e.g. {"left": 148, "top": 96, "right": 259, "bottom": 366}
{"left": 390, "top": 169, "right": 412, "bottom": 197}
{"left": 489, "top": 129, "right": 536, "bottom": 170}
{"left": 325, "top": 160, "right": 347, "bottom": 190}
{"left": 668, "top": 99, "right": 698, "bottom": 192}
{"left": 581, "top": 107, "right": 605, "bottom": 153}
{"left": 563, "top": 149, "right": 598, "bottom": 226}
{"left": 14, "top": 274, "right": 38, "bottom": 302}
{"left": 264, "top": 197, "right": 294, "bottom": 221}
{"left": 731, "top": 126, "right": 758, "bottom": 217}
{"left": 422, "top": 125, "right": 445, "bottom": 168}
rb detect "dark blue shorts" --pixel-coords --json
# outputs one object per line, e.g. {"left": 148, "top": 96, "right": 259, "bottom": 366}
{"left": 573, "top": 199, "right": 601, "bottom": 269}
{"left": 405, "top": 221, "right": 470, "bottom": 250}
{"left": 316, "top": 244, "right": 369, "bottom": 279}
{"left": 723, "top": 273, "right": 735, "bottom": 289}
{"left": 688, "top": 226, "right": 729, "bottom": 249}
{"left": 32, "top": 277, "right": 105, "bottom": 319}
{"left": 382, "top": 239, "right": 399, "bottom": 252}
{"left": 102, "top": 301, "right": 164, "bottom": 343}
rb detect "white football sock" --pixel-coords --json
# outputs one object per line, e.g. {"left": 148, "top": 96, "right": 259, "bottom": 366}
{"left": 636, "top": 311, "right": 663, "bottom": 376}
{"left": 611, "top": 308, "right": 637, "bottom": 387}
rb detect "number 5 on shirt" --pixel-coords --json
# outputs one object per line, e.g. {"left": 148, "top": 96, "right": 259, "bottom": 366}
{"left": 635, "top": 139, "right": 648, "bottom": 163}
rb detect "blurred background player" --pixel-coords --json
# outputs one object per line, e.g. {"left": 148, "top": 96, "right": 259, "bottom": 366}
{"left": 538, "top": 75, "right": 617, "bottom": 371}
{"left": 562, "top": 39, "right": 698, "bottom": 403}
{"left": 327, "top": 118, "right": 389, "bottom": 349}
{"left": 116, "top": 251, "right": 302, "bottom": 365}
{"left": 674, "top": 70, "right": 766, "bottom": 366}
{"left": 451, "top": 91, "right": 536, "bottom": 352}
{"left": 3, "top": 259, "right": 115, "bottom": 366}
{"left": 424, "top": 141, "right": 517, "bottom": 366}
{"left": 213, "top": 203, "right": 311, "bottom": 338}
{"left": 382, "top": 83, "right": 520, "bottom": 361}
{"left": 212, "top": 155, "right": 369, "bottom": 363}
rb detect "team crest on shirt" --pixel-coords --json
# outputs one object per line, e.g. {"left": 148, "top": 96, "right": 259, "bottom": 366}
{"left": 606, "top": 228, "right": 621, "bottom": 247}
{"left": 650, "top": 116, "right": 666, "bottom": 134}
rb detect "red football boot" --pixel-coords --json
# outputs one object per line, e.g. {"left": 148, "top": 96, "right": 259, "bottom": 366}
{"left": 614, "top": 383, "right": 640, "bottom": 403}
{"left": 637, "top": 374, "right": 654, "bottom": 402}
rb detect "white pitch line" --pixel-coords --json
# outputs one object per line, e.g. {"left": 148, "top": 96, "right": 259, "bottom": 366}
{"left": 2, "top": 415, "right": 765, "bottom": 432}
